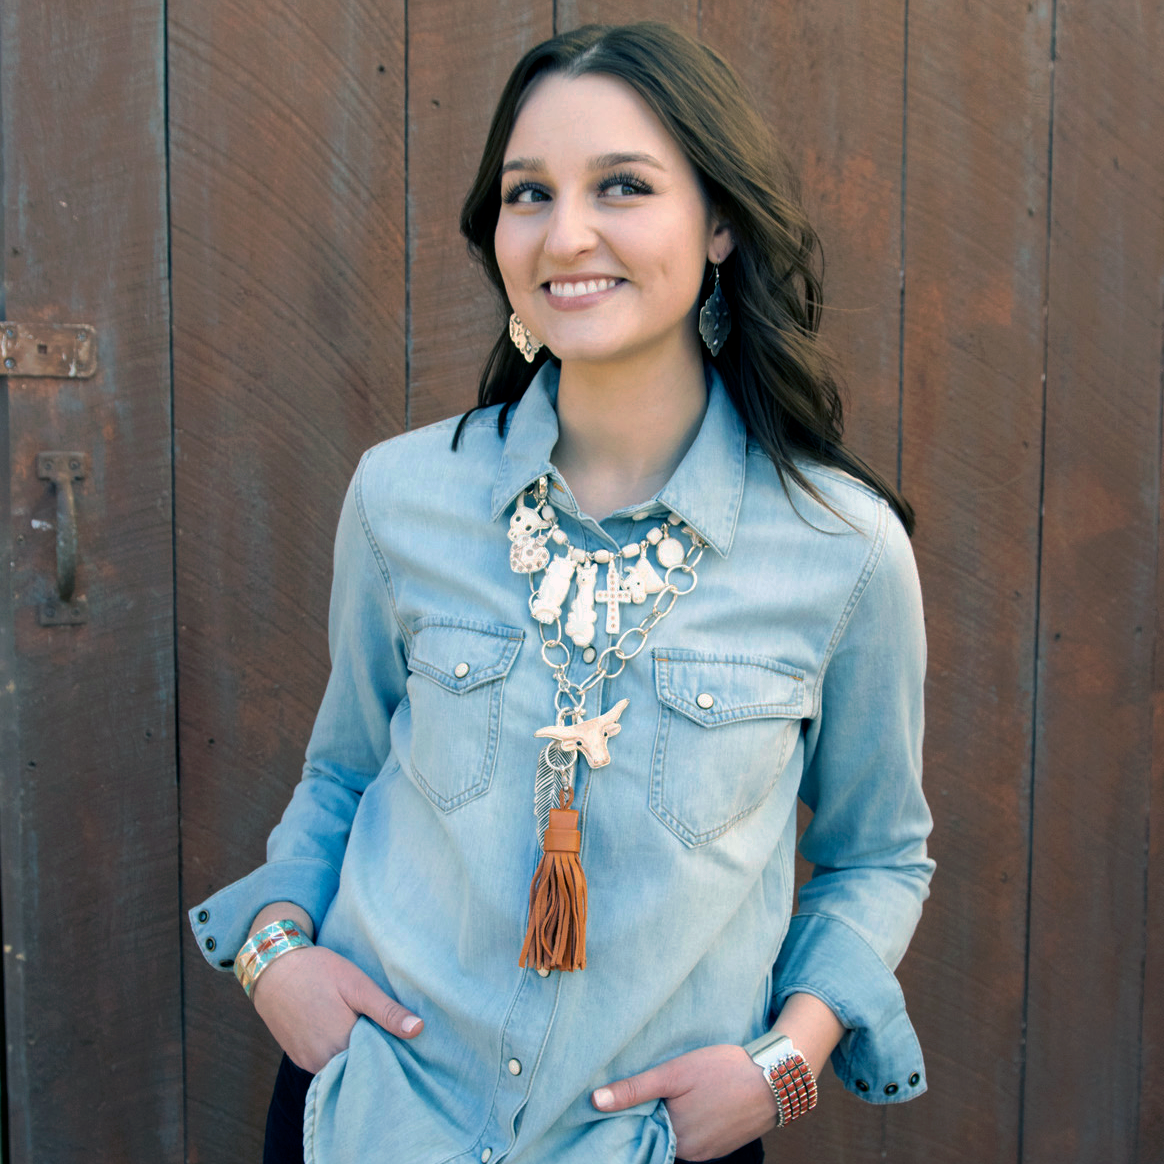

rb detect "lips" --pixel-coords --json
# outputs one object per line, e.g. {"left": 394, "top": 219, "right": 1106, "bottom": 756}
{"left": 546, "top": 277, "right": 622, "bottom": 298}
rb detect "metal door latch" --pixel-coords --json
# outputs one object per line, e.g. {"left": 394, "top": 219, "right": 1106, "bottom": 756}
{"left": 37, "top": 452, "right": 89, "bottom": 626}
{"left": 2, "top": 322, "right": 97, "bottom": 379}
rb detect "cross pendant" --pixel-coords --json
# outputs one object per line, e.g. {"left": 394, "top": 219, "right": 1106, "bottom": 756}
{"left": 595, "top": 561, "right": 634, "bottom": 635}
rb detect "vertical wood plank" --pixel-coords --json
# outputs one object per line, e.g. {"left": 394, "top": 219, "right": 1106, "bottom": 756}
{"left": 898, "top": 1, "right": 1052, "bottom": 1161}
{"left": 406, "top": 2, "right": 553, "bottom": 430}
{"left": 700, "top": 3, "right": 908, "bottom": 1158}
{"left": 1025, "top": 0, "right": 1164, "bottom": 1159}
{"left": 0, "top": 0, "right": 180, "bottom": 1159}
{"left": 556, "top": 1, "right": 698, "bottom": 31}
{"left": 170, "top": 1, "right": 406, "bottom": 1156}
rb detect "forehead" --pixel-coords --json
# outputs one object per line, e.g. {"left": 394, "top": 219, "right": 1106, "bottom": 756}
{"left": 504, "top": 73, "right": 683, "bottom": 164}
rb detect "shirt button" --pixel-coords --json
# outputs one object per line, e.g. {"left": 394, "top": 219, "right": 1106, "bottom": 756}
{"left": 508, "top": 1058, "right": 522, "bottom": 1076}
{"left": 454, "top": 662, "right": 470, "bottom": 679}
{"left": 537, "top": 966, "right": 550, "bottom": 978}
{"left": 696, "top": 693, "right": 715, "bottom": 710}
{"left": 480, "top": 1150, "right": 493, "bottom": 1163}
{"left": 582, "top": 647, "right": 597, "bottom": 664}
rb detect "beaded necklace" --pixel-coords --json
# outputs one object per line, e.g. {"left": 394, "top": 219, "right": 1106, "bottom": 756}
{"left": 507, "top": 475, "right": 704, "bottom": 970}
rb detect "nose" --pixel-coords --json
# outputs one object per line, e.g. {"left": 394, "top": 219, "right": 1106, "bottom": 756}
{"left": 542, "top": 192, "right": 597, "bottom": 261}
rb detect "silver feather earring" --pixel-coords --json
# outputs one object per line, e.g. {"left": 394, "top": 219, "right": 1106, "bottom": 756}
{"left": 698, "top": 264, "right": 731, "bottom": 356}
{"left": 509, "top": 313, "right": 544, "bottom": 362}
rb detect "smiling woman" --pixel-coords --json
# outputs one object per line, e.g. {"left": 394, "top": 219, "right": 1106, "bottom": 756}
{"left": 190, "top": 22, "right": 934, "bottom": 1164}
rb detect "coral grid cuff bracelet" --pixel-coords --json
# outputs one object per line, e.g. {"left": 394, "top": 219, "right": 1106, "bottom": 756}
{"left": 234, "top": 919, "right": 313, "bottom": 998}
{"left": 744, "top": 1029, "right": 819, "bottom": 1128}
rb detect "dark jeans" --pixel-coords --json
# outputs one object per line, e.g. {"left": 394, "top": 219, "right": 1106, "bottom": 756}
{"left": 264, "top": 1053, "right": 764, "bottom": 1164}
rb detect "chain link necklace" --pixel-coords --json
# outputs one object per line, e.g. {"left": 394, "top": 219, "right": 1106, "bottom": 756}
{"left": 507, "top": 474, "right": 704, "bottom": 970}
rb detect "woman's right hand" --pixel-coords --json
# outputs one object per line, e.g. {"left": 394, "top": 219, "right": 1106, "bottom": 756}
{"left": 251, "top": 943, "right": 424, "bottom": 1074}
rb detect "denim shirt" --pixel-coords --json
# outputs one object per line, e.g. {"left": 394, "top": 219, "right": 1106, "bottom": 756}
{"left": 191, "top": 365, "right": 934, "bottom": 1164}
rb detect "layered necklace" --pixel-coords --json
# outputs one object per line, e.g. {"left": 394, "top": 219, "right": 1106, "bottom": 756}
{"left": 507, "top": 474, "right": 704, "bottom": 970}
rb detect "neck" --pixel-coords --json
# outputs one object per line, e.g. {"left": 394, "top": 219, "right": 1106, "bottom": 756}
{"left": 552, "top": 347, "right": 708, "bottom": 519}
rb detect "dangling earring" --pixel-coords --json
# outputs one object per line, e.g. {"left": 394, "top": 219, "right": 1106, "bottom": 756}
{"left": 509, "top": 313, "right": 544, "bottom": 363}
{"left": 698, "top": 264, "right": 731, "bottom": 356}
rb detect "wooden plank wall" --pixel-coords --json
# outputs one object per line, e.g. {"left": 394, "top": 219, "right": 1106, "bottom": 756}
{"left": 0, "top": 0, "right": 181, "bottom": 1160}
{"left": 170, "top": 2, "right": 1164, "bottom": 1162}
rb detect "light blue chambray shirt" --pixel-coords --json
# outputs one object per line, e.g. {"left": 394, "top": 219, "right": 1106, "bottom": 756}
{"left": 191, "top": 364, "right": 934, "bottom": 1164}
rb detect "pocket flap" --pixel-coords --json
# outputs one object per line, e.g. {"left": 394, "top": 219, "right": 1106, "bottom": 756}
{"left": 408, "top": 621, "right": 523, "bottom": 693}
{"left": 654, "top": 650, "right": 805, "bottom": 726}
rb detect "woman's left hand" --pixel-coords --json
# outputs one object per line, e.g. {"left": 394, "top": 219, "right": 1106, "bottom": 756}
{"left": 592, "top": 1044, "right": 779, "bottom": 1161}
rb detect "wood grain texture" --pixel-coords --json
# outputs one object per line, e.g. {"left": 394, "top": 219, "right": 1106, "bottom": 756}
{"left": 170, "top": 0, "right": 406, "bottom": 1157}
{"left": 556, "top": 1, "right": 698, "bottom": 31}
{"left": 700, "top": 3, "right": 908, "bottom": 1158}
{"left": 406, "top": 1, "right": 553, "bottom": 429}
{"left": 0, "top": 0, "right": 180, "bottom": 1160}
{"left": 899, "top": 1, "right": 1052, "bottom": 1160}
{"left": 1024, "top": 1, "right": 1164, "bottom": 1159}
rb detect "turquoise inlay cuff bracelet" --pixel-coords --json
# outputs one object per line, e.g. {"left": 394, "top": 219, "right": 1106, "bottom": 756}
{"left": 234, "top": 919, "right": 313, "bottom": 998}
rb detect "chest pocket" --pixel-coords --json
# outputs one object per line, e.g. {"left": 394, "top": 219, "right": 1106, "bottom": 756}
{"left": 650, "top": 650, "right": 806, "bottom": 847}
{"left": 405, "top": 621, "right": 523, "bottom": 812}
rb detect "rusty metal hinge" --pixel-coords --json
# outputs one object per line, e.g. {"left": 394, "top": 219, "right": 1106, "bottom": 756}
{"left": 1, "top": 322, "right": 97, "bottom": 379}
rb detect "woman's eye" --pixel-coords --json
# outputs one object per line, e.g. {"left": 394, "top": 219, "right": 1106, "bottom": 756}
{"left": 600, "top": 173, "right": 652, "bottom": 198}
{"left": 502, "top": 182, "right": 550, "bottom": 205}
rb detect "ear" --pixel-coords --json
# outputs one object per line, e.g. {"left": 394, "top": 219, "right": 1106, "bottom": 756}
{"left": 708, "top": 215, "right": 736, "bottom": 266}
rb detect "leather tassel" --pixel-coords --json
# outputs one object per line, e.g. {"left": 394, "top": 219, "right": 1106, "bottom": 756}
{"left": 519, "top": 790, "right": 587, "bottom": 972}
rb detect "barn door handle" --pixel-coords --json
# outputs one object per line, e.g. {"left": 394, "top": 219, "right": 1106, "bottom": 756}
{"left": 36, "top": 451, "right": 89, "bottom": 626}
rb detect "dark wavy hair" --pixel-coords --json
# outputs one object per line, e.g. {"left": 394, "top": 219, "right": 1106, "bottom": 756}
{"left": 454, "top": 22, "right": 914, "bottom": 534}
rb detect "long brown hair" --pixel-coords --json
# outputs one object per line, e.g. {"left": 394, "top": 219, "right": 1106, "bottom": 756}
{"left": 455, "top": 22, "right": 914, "bottom": 534}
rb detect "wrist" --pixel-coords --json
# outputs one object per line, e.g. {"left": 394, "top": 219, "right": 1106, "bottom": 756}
{"left": 743, "top": 1029, "right": 818, "bottom": 1129}
{"left": 235, "top": 918, "right": 314, "bottom": 998}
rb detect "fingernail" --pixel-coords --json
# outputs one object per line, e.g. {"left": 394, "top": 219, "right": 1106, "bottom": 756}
{"left": 593, "top": 1088, "right": 613, "bottom": 1110}
{"left": 402, "top": 1016, "right": 422, "bottom": 1034}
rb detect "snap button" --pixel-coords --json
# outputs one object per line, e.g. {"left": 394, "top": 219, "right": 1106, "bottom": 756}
{"left": 696, "top": 692, "right": 715, "bottom": 710}
{"left": 909, "top": 1072, "right": 920, "bottom": 1087}
{"left": 454, "top": 662, "right": 470, "bottom": 679}
{"left": 632, "top": 511, "right": 650, "bottom": 521}
{"left": 855, "top": 1079, "right": 869, "bottom": 1092}
{"left": 218, "top": 959, "right": 234, "bottom": 969}
{"left": 508, "top": 1058, "right": 522, "bottom": 1076}
{"left": 537, "top": 967, "right": 550, "bottom": 978}
{"left": 197, "top": 910, "right": 209, "bottom": 924}
{"left": 582, "top": 647, "right": 597, "bottom": 664}
{"left": 204, "top": 937, "right": 216, "bottom": 952}
{"left": 884, "top": 1083, "right": 899, "bottom": 1096}
{"left": 480, "top": 1150, "right": 492, "bottom": 1163}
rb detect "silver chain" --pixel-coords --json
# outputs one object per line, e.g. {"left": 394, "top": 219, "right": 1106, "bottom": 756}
{"left": 527, "top": 520, "right": 704, "bottom": 725}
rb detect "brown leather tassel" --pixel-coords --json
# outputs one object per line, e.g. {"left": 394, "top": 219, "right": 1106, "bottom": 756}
{"left": 519, "top": 789, "right": 587, "bottom": 972}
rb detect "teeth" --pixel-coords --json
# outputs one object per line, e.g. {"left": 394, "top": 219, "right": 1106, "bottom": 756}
{"left": 549, "top": 278, "right": 618, "bottom": 298}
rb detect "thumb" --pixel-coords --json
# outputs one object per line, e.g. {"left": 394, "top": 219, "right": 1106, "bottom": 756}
{"left": 592, "top": 1064, "right": 672, "bottom": 1112}
{"left": 338, "top": 963, "right": 424, "bottom": 1039}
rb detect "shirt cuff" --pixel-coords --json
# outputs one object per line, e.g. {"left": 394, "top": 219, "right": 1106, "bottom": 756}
{"left": 772, "top": 911, "right": 927, "bottom": 1104}
{"left": 187, "top": 857, "right": 341, "bottom": 971}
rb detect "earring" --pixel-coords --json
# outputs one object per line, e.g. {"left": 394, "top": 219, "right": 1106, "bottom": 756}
{"left": 698, "top": 265, "right": 731, "bottom": 356}
{"left": 509, "top": 313, "right": 544, "bottom": 363}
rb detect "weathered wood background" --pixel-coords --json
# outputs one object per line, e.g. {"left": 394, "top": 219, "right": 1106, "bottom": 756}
{"left": 1, "top": 0, "right": 1161, "bottom": 1161}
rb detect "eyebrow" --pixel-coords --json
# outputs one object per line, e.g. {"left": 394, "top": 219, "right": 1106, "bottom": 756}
{"left": 500, "top": 151, "right": 666, "bottom": 176}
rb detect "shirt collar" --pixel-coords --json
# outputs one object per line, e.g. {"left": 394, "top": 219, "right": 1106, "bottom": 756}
{"left": 490, "top": 363, "right": 746, "bottom": 557}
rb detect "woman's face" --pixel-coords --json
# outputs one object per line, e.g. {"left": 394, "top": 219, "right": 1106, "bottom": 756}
{"left": 494, "top": 73, "right": 733, "bottom": 371}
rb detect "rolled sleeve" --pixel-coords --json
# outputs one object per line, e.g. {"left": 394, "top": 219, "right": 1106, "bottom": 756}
{"left": 780, "top": 503, "right": 934, "bottom": 1100}
{"left": 188, "top": 449, "right": 408, "bottom": 970}
{"left": 773, "top": 912, "right": 927, "bottom": 1101}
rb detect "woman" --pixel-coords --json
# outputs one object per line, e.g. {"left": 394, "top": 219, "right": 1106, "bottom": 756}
{"left": 191, "top": 22, "right": 934, "bottom": 1164}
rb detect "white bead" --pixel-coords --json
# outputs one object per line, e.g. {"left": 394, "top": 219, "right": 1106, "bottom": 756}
{"left": 621, "top": 543, "right": 640, "bottom": 558}
{"left": 569, "top": 547, "right": 587, "bottom": 563}
{"left": 551, "top": 528, "right": 568, "bottom": 544}
{"left": 592, "top": 549, "right": 612, "bottom": 563}
{"left": 656, "top": 537, "right": 684, "bottom": 568}
{"left": 646, "top": 527, "right": 663, "bottom": 545}
{"left": 541, "top": 505, "right": 556, "bottom": 521}
{"left": 668, "top": 512, "right": 683, "bottom": 525}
